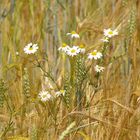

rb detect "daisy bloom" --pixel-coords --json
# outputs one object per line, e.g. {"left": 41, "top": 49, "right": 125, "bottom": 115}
{"left": 66, "top": 46, "right": 80, "bottom": 57}
{"left": 103, "top": 28, "right": 118, "bottom": 38}
{"left": 101, "top": 36, "right": 109, "bottom": 43}
{"left": 38, "top": 91, "right": 53, "bottom": 102}
{"left": 55, "top": 90, "right": 66, "bottom": 97}
{"left": 79, "top": 44, "right": 86, "bottom": 54}
{"left": 58, "top": 43, "right": 70, "bottom": 52}
{"left": 66, "top": 31, "right": 80, "bottom": 38}
{"left": 94, "top": 65, "right": 105, "bottom": 73}
{"left": 24, "top": 43, "right": 39, "bottom": 54}
{"left": 88, "top": 50, "right": 102, "bottom": 60}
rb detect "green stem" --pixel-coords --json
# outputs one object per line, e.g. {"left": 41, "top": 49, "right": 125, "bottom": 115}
{"left": 70, "top": 57, "right": 75, "bottom": 86}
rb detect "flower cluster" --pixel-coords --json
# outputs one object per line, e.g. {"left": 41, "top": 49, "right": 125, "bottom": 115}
{"left": 58, "top": 44, "right": 84, "bottom": 57}
{"left": 58, "top": 30, "right": 106, "bottom": 73}
{"left": 88, "top": 28, "right": 118, "bottom": 72}
{"left": 26, "top": 28, "right": 118, "bottom": 102}
{"left": 88, "top": 50, "right": 104, "bottom": 73}
{"left": 38, "top": 89, "right": 65, "bottom": 102}
{"left": 58, "top": 31, "right": 86, "bottom": 57}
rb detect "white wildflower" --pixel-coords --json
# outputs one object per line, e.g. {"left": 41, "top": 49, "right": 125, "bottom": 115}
{"left": 38, "top": 91, "right": 53, "bottom": 102}
{"left": 79, "top": 44, "right": 86, "bottom": 54}
{"left": 94, "top": 65, "right": 105, "bottom": 72}
{"left": 104, "top": 28, "right": 118, "bottom": 38}
{"left": 66, "top": 46, "right": 80, "bottom": 57}
{"left": 66, "top": 31, "right": 80, "bottom": 38}
{"left": 58, "top": 43, "right": 70, "bottom": 53}
{"left": 24, "top": 43, "right": 39, "bottom": 54}
{"left": 88, "top": 50, "right": 102, "bottom": 60}
{"left": 55, "top": 90, "right": 66, "bottom": 97}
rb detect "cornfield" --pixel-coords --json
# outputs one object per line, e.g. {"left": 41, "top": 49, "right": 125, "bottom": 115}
{"left": 0, "top": 0, "right": 140, "bottom": 140}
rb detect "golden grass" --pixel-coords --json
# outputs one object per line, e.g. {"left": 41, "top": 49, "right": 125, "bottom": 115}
{"left": 0, "top": 0, "right": 140, "bottom": 139}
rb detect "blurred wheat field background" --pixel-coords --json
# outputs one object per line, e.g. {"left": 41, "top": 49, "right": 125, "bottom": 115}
{"left": 0, "top": 0, "right": 140, "bottom": 140}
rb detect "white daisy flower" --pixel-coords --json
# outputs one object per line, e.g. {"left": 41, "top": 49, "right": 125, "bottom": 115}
{"left": 58, "top": 43, "right": 70, "bottom": 52}
{"left": 66, "top": 46, "right": 80, "bottom": 57}
{"left": 101, "top": 36, "right": 109, "bottom": 43}
{"left": 66, "top": 31, "right": 80, "bottom": 38}
{"left": 38, "top": 91, "right": 53, "bottom": 102}
{"left": 55, "top": 90, "right": 66, "bottom": 97}
{"left": 103, "top": 28, "right": 118, "bottom": 38}
{"left": 94, "top": 65, "right": 105, "bottom": 73}
{"left": 24, "top": 43, "right": 39, "bottom": 54}
{"left": 88, "top": 50, "right": 102, "bottom": 60}
{"left": 79, "top": 44, "right": 86, "bottom": 54}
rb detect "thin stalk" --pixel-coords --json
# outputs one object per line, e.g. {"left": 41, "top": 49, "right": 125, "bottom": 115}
{"left": 1, "top": 93, "right": 13, "bottom": 139}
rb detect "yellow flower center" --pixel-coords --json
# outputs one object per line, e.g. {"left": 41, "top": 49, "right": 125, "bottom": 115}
{"left": 91, "top": 51, "right": 97, "bottom": 56}
{"left": 71, "top": 49, "right": 76, "bottom": 53}
{"left": 42, "top": 94, "right": 47, "bottom": 98}
{"left": 108, "top": 31, "right": 113, "bottom": 35}
{"left": 60, "top": 90, "right": 65, "bottom": 93}
{"left": 29, "top": 46, "right": 33, "bottom": 50}
{"left": 79, "top": 44, "right": 85, "bottom": 48}
{"left": 71, "top": 31, "right": 77, "bottom": 34}
{"left": 62, "top": 43, "right": 67, "bottom": 48}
